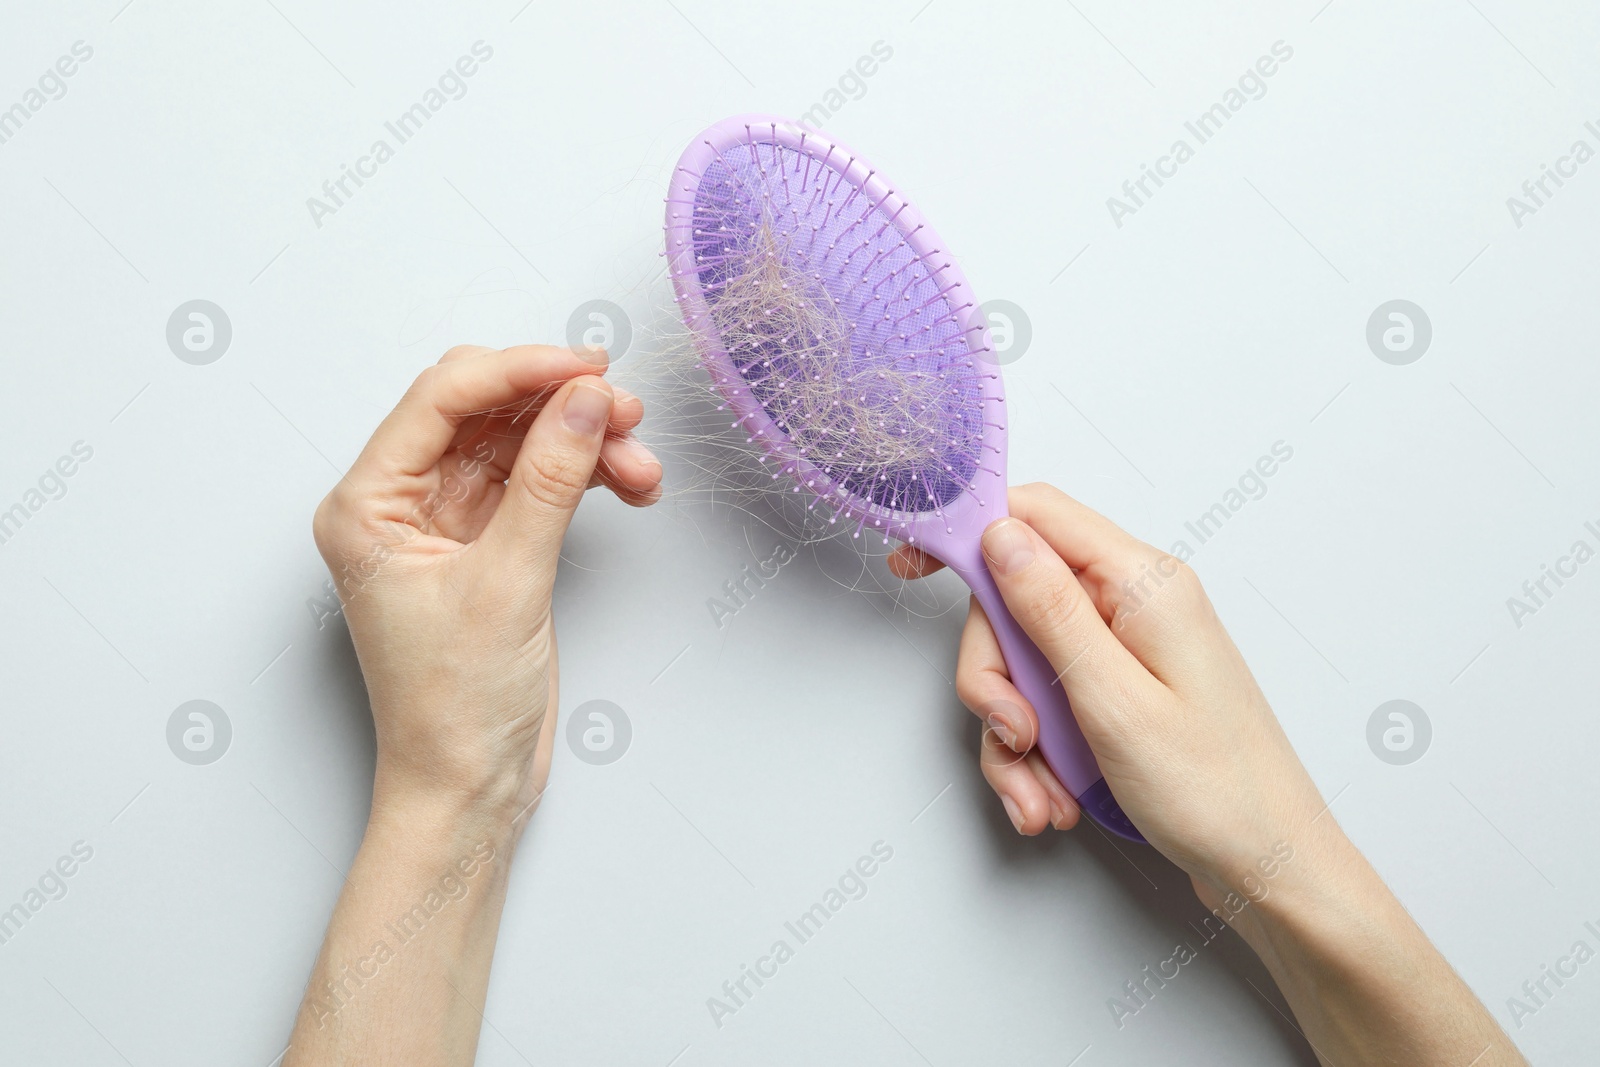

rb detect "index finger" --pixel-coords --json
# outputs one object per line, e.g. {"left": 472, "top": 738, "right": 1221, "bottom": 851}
{"left": 1005, "top": 483, "right": 1227, "bottom": 691}
{"left": 1006, "top": 483, "right": 1160, "bottom": 577}
{"left": 888, "top": 482, "right": 1157, "bottom": 581}
{"left": 349, "top": 345, "right": 609, "bottom": 487}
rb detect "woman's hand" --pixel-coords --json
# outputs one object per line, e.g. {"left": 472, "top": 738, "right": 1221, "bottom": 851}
{"left": 891, "top": 482, "right": 1325, "bottom": 887}
{"left": 890, "top": 483, "right": 1525, "bottom": 1066}
{"left": 288, "top": 344, "right": 660, "bottom": 1067}
{"left": 311, "top": 343, "right": 661, "bottom": 827}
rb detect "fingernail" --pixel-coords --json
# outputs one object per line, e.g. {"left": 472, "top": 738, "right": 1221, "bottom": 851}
{"left": 613, "top": 385, "right": 639, "bottom": 405}
{"left": 987, "top": 713, "right": 1017, "bottom": 751}
{"left": 982, "top": 519, "right": 1034, "bottom": 575}
{"left": 1049, "top": 800, "right": 1071, "bottom": 830}
{"left": 563, "top": 382, "right": 611, "bottom": 435}
{"left": 1042, "top": 780, "right": 1075, "bottom": 829}
{"left": 1001, "top": 794, "right": 1025, "bottom": 833}
{"left": 576, "top": 345, "right": 609, "bottom": 367}
{"left": 627, "top": 437, "right": 663, "bottom": 480}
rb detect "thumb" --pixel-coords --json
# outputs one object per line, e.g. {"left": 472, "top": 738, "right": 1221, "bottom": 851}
{"left": 978, "top": 517, "right": 1161, "bottom": 742}
{"left": 479, "top": 375, "right": 613, "bottom": 599}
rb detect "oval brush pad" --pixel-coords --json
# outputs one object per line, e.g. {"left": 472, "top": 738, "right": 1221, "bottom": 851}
{"left": 664, "top": 115, "right": 1142, "bottom": 843}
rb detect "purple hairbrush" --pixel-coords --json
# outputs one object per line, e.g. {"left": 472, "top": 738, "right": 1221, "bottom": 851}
{"left": 664, "top": 115, "right": 1143, "bottom": 843}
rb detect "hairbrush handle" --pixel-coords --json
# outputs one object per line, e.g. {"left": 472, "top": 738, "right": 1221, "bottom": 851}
{"left": 939, "top": 547, "right": 1146, "bottom": 845}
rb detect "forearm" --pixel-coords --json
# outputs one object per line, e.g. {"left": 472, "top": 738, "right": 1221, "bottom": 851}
{"left": 1226, "top": 824, "right": 1524, "bottom": 1066}
{"left": 284, "top": 784, "right": 520, "bottom": 1067}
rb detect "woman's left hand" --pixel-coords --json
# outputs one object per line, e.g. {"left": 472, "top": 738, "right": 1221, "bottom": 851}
{"left": 310, "top": 343, "right": 661, "bottom": 829}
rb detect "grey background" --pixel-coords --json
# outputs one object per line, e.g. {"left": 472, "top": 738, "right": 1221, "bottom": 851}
{"left": 2, "top": 1, "right": 1598, "bottom": 1064}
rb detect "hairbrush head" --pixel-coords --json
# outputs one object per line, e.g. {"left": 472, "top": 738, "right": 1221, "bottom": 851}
{"left": 664, "top": 116, "right": 1143, "bottom": 843}
{"left": 664, "top": 117, "right": 1003, "bottom": 546}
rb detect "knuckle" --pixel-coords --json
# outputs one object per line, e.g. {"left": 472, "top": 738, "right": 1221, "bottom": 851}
{"left": 516, "top": 448, "right": 592, "bottom": 510}
{"left": 505, "top": 343, "right": 561, "bottom": 363}
{"left": 954, "top": 668, "right": 984, "bottom": 712}
{"left": 1166, "top": 557, "right": 1205, "bottom": 601}
{"left": 1016, "top": 481, "right": 1067, "bottom": 508}
{"left": 1114, "top": 552, "right": 1206, "bottom": 630}
{"left": 405, "top": 364, "right": 444, "bottom": 402}
{"left": 1100, "top": 556, "right": 1140, "bottom": 592}
{"left": 311, "top": 491, "right": 345, "bottom": 555}
{"left": 1031, "top": 576, "right": 1085, "bottom": 635}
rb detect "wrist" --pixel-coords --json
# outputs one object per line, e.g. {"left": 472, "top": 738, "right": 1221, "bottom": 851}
{"left": 1206, "top": 819, "right": 1519, "bottom": 1064}
{"left": 291, "top": 761, "right": 522, "bottom": 1056}
{"left": 1220, "top": 820, "right": 1396, "bottom": 972}
{"left": 369, "top": 757, "right": 532, "bottom": 856}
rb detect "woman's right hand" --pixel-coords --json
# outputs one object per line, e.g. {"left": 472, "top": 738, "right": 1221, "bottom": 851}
{"left": 894, "top": 484, "right": 1526, "bottom": 1065}
{"left": 889, "top": 483, "right": 1334, "bottom": 897}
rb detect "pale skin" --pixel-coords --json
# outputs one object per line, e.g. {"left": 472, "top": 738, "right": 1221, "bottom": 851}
{"left": 287, "top": 344, "right": 1523, "bottom": 1066}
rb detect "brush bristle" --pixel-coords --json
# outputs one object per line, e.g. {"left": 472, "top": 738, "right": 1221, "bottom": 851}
{"left": 672, "top": 125, "right": 992, "bottom": 524}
